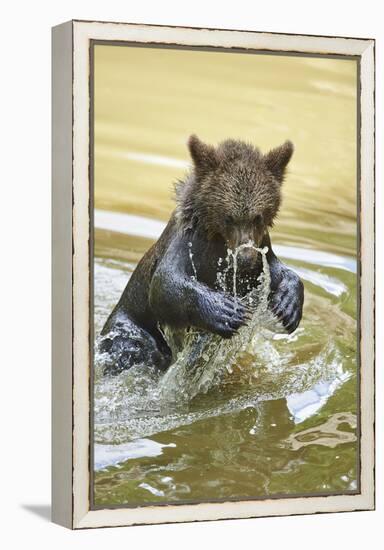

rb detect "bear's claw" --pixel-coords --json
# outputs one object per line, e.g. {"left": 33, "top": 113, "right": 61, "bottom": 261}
{"left": 269, "top": 273, "right": 304, "bottom": 334}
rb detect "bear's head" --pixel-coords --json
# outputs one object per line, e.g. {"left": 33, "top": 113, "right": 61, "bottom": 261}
{"left": 176, "top": 135, "right": 294, "bottom": 269}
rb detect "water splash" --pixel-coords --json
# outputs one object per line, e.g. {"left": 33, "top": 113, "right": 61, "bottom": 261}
{"left": 94, "top": 339, "right": 346, "bottom": 446}
{"left": 159, "top": 245, "right": 283, "bottom": 403}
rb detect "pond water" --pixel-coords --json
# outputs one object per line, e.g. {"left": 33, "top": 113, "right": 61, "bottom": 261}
{"left": 92, "top": 45, "right": 358, "bottom": 506}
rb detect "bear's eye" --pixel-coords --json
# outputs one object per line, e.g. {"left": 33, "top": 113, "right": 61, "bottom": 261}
{"left": 253, "top": 214, "right": 263, "bottom": 225}
{"left": 225, "top": 215, "right": 234, "bottom": 225}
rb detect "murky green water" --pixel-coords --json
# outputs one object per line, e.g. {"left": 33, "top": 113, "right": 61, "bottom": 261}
{"left": 92, "top": 45, "right": 358, "bottom": 506}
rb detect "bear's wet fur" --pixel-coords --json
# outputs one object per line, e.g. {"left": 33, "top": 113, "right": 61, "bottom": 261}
{"left": 100, "top": 135, "right": 304, "bottom": 375}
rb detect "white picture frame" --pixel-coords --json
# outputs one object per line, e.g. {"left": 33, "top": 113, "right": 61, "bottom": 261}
{"left": 52, "top": 19, "right": 375, "bottom": 529}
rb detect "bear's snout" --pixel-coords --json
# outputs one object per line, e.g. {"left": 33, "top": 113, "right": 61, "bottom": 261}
{"left": 236, "top": 246, "right": 258, "bottom": 269}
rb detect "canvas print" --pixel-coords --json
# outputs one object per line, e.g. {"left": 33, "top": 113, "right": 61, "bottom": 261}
{"left": 92, "top": 43, "right": 358, "bottom": 508}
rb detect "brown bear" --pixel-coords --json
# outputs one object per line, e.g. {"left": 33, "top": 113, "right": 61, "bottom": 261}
{"left": 99, "top": 135, "right": 304, "bottom": 374}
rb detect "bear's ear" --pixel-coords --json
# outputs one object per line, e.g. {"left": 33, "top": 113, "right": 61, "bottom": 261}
{"left": 264, "top": 140, "right": 294, "bottom": 183}
{"left": 188, "top": 134, "right": 218, "bottom": 173}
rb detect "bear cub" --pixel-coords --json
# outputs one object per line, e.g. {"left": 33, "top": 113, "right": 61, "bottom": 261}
{"left": 100, "top": 135, "right": 304, "bottom": 374}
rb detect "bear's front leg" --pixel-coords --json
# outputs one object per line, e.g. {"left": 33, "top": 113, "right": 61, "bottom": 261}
{"left": 268, "top": 255, "right": 304, "bottom": 334}
{"left": 150, "top": 269, "right": 250, "bottom": 339}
